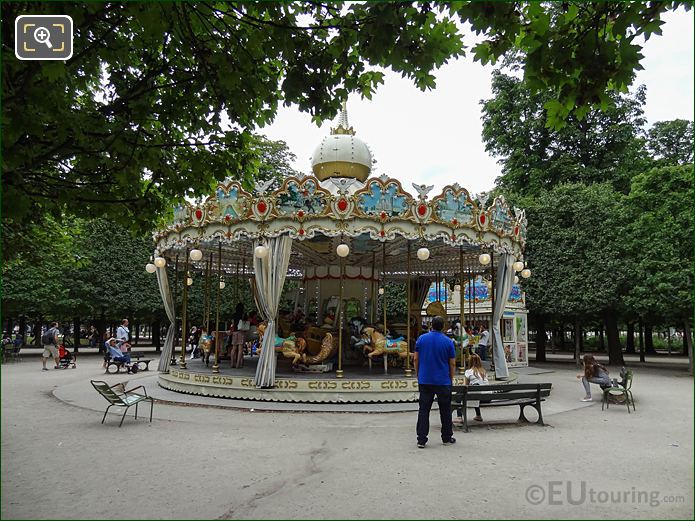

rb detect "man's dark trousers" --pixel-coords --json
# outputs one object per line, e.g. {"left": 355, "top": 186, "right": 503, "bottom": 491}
{"left": 416, "top": 384, "right": 454, "bottom": 444}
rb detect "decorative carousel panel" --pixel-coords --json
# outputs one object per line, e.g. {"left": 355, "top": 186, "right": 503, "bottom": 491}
{"left": 490, "top": 196, "right": 515, "bottom": 237}
{"left": 432, "top": 185, "right": 477, "bottom": 228}
{"left": 172, "top": 203, "right": 191, "bottom": 228}
{"left": 354, "top": 176, "right": 412, "bottom": 220}
{"left": 215, "top": 182, "right": 251, "bottom": 223}
{"left": 275, "top": 177, "right": 329, "bottom": 218}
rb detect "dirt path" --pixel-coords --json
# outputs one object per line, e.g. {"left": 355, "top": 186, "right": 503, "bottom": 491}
{"left": 2, "top": 355, "right": 692, "bottom": 519}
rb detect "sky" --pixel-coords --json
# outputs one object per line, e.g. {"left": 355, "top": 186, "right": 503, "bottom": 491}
{"left": 260, "top": 10, "right": 694, "bottom": 196}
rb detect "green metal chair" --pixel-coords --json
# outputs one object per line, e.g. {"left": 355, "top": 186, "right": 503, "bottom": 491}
{"left": 602, "top": 370, "right": 635, "bottom": 413}
{"left": 91, "top": 380, "right": 154, "bottom": 427}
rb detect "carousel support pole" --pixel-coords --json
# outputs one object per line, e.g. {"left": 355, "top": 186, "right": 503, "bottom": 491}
{"left": 405, "top": 242, "right": 412, "bottom": 377}
{"left": 171, "top": 254, "right": 179, "bottom": 367}
{"left": 490, "top": 251, "right": 496, "bottom": 374}
{"left": 336, "top": 257, "right": 345, "bottom": 379}
{"left": 371, "top": 250, "right": 377, "bottom": 324}
{"left": 382, "top": 242, "right": 387, "bottom": 336}
{"left": 205, "top": 253, "right": 213, "bottom": 332}
{"left": 213, "top": 241, "right": 222, "bottom": 374}
{"left": 459, "top": 247, "right": 465, "bottom": 375}
{"left": 180, "top": 249, "right": 189, "bottom": 370}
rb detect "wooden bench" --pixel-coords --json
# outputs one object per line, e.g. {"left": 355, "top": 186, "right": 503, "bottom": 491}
{"left": 104, "top": 351, "right": 152, "bottom": 374}
{"left": 452, "top": 383, "right": 552, "bottom": 432}
{"left": 129, "top": 351, "right": 153, "bottom": 371}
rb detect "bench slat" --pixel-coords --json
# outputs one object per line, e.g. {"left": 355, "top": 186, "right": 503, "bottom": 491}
{"left": 454, "top": 390, "right": 551, "bottom": 402}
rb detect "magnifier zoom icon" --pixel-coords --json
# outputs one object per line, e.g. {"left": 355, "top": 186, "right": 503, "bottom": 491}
{"left": 34, "top": 26, "right": 52, "bottom": 48}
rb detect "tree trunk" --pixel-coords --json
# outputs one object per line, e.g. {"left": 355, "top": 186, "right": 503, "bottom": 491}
{"left": 599, "top": 325, "right": 605, "bottom": 351}
{"left": 5, "top": 317, "right": 13, "bottom": 336}
{"left": 534, "top": 315, "right": 546, "bottom": 362}
{"left": 625, "top": 322, "right": 635, "bottom": 353}
{"left": 153, "top": 320, "right": 161, "bottom": 352}
{"left": 73, "top": 317, "right": 80, "bottom": 353}
{"left": 18, "top": 315, "right": 26, "bottom": 344}
{"left": 685, "top": 321, "right": 693, "bottom": 376}
{"left": 604, "top": 311, "right": 624, "bottom": 365}
{"left": 684, "top": 328, "right": 689, "bottom": 356}
{"left": 579, "top": 325, "right": 584, "bottom": 350}
{"left": 574, "top": 320, "right": 582, "bottom": 367}
{"left": 645, "top": 324, "right": 655, "bottom": 353}
{"left": 638, "top": 320, "right": 645, "bottom": 363}
{"left": 134, "top": 321, "right": 140, "bottom": 346}
{"left": 34, "top": 317, "right": 42, "bottom": 347}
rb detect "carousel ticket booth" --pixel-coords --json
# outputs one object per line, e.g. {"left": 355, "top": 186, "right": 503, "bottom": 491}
{"left": 148, "top": 104, "right": 531, "bottom": 403}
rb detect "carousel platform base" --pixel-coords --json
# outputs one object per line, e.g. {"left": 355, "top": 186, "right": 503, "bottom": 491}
{"left": 159, "top": 356, "right": 517, "bottom": 404}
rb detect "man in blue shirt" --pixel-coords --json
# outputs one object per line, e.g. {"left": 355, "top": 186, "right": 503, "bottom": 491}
{"left": 414, "top": 316, "right": 456, "bottom": 448}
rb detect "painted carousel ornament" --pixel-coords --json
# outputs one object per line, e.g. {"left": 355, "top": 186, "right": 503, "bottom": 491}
{"left": 148, "top": 99, "right": 531, "bottom": 403}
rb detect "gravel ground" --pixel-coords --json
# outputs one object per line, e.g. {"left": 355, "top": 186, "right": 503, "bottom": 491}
{"left": 1, "top": 353, "right": 692, "bottom": 520}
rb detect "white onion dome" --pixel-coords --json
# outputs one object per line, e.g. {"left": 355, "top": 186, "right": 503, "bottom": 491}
{"left": 311, "top": 101, "right": 373, "bottom": 182}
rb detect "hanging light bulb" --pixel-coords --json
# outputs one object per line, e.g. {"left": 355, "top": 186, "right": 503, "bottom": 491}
{"left": 336, "top": 243, "right": 350, "bottom": 257}
{"left": 154, "top": 256, "right": 167, "bottom": 268}
{"left": 417, "top": 247, "right": 430, "bottom": 261}
{"left": 145, "top": 263, "right": 156, "bottom": 273}
{"left": 254, "top": 245, "right": 269, "bottom": 259}
{"left": 521, "top": 268, "right": 531, "bottom": 279}
{"left": 514, "top": 275, "right": 519, "bottom": 284}
{"left": 219, "top": 279, "right": 226, "bottom": 289}
{"left": 513, "top": 260, "right": 524, "bottom": 272}
{"left": 190, "top": 249, "right": 203, "bottom": 261}
{"left": 479, "top": 253, "right": 491, "bottom": 265}
{"left": 186, "top": 273, "right": 193, "bottom": 286}
{"left": 378, "top": 287, "right": 385, "bottom": 295}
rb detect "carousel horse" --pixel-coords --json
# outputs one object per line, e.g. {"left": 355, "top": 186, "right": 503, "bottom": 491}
{"left": 253, "top": 323, "right": 267, "bottom": 355}
{"left": 275, "top": 336, "right": 306, "bottom": 366}
{"left": 358, "top": 327, "right": 413, "bottom": 362}
{"left": 301, "top": 332, "right": 336, "bottom": 365}
{"left": 199, "top": 334, "right": 214, "bottom": 366}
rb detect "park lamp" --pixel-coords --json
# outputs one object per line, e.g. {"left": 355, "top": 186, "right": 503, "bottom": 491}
{"left": 513, "top": 259, "right": 524, "bottom": 272}
{"left": 254, "top": 244, "right": 269, "bottom": 259}
{"left": 190, "top": 248, "right": 203, "bottom": 261}
{"left": 145, "top": 261, "right": 156, "bottom": 273}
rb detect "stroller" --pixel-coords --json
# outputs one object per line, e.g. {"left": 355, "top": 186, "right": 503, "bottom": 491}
{"left": 58, "top": 344, "right": 77, "bottom": 369}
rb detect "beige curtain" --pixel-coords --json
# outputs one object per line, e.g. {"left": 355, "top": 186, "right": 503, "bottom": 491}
{"left": 156, "top": 265, "right": 177, "bottom": 372}
{"left": 492, "top": 254, "right": 514, "bottom": 379}
{"left": 253, "top": 236, "right": 293, "bottom": 388}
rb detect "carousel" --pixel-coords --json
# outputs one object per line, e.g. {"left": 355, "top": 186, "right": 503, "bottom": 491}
{"left": 147, "top": 104, "right": 531, "bottom": 403}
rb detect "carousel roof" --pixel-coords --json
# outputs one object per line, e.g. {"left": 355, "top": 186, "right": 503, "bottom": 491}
{"left": 153, "top": 105, "right": 528, "bottom": 279}
{"left": 310, "top": 101, "right": 373, "bottom": 182}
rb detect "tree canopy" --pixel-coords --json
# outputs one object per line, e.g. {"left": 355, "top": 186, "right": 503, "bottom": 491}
{"left": 2, "top": 1, "right": 688, "bottom": 231}
{"left": 481, "top": 72, "right": 650, "bottom": 195}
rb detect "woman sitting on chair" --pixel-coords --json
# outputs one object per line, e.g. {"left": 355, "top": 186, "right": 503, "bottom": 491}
{"left": 577, "top": 354, "right": 610, "bottom": 402}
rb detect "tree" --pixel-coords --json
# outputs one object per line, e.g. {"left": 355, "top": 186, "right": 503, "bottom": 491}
{"left": 3, "top": 2, "right": 687, "bottom": 231}
{"left": 624, "top": 164, "right": 693, "bottom": 355}
{"left": 481, "top": 72, "right": 650, "bottom": 196}
{"left": 521, "top": 183, "right": 629, "bottom": 365}
{"left": 647, "top": 119, "right": 694, "bottom": 165}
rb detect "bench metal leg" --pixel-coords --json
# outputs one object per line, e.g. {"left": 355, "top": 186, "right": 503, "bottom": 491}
{"left": 149, "top": 398, "right": 154, "bottom": 422}
{"left": 102, "top": 404, "right": 114, "bottom": 424}
{"left": 535, "top": 402, "right": 544, "bottom": 426}
{"left": 463, "top": 404, "right": 469, "bottom": 433}
{"left": 135, "top": 402, "right": 139, "bottom": 420}
{"left": 119, "top": 406, "right": 130, "bottom": 427}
